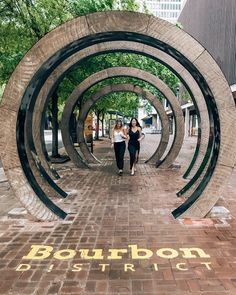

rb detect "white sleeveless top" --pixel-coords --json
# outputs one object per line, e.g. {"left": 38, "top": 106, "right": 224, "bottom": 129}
{"left": 114, "top": 130, "right": 125, "bottom": 143}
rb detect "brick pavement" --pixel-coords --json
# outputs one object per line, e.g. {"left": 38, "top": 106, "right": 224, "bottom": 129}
{"left": 0, "top": 135, "right": 236, "bottom": 295}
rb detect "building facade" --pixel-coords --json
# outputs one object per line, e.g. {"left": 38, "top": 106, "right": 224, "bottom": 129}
{"left": 139, "top": 0, "right": 236, "bottom": 137}
{"left": 178, "top": 0, "right": 236, "bottom": 99}
{"left": 139, "top": 0, "right": 186, "bottom": 23}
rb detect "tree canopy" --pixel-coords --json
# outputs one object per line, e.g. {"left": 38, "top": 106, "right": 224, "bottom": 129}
{"left": 0, "top": 0, "right": 181, "bottom": 117}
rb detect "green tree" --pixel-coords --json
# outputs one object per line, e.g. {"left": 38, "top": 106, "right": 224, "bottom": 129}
{"left": 0, "top": 0, "right": 73, "bottom": 86}
{"left": 58, "top": 52, "right": 179, "bottom": 133}
{"left": 0, "top": 0, "right": 186, "bottom": 146}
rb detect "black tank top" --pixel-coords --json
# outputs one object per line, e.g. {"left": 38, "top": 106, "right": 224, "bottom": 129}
{"left": 129, "top": 129, "right": 139, "bottom": 142}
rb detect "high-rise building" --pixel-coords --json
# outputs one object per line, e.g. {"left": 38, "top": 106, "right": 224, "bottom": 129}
{"left": 139, "top": 0, "right": 186, "bottom": 23}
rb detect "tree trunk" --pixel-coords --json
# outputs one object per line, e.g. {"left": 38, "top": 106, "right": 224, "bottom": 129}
{"left": 101, "top": 113, "right": 105, "bottom": 137}
{"left": 95, "top": 111, "right": 100, "bottom": 140}
{"left": 51, "top": 90, "right": 60, "bottom": 158}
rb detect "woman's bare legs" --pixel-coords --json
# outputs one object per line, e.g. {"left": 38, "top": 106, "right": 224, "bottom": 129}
{"left": 131, "top": 151, "right": 139, "bottom": 175}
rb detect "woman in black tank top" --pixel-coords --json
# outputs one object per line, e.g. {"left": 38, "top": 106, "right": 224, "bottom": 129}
{"left": 128, "top": 118, "right": 144, "bottom": 175}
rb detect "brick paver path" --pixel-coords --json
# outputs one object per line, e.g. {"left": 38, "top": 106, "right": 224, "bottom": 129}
{"left": 0, "top": 135, "right": 236, "bottom": 294}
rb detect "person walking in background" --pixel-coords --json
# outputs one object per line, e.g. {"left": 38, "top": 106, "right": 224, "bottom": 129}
{"left": 127, "top": 117, "right": 144, "bottom": 176}
{"left": 111, "top": 119, "right": 127, "bottom": 175}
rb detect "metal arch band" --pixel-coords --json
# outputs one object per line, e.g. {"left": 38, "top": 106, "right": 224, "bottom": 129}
{"left": 16, "top": 31, "right": 219, "bottom": 219}
{"left": 25, "top": 108, "right": 67, "bottom": 200}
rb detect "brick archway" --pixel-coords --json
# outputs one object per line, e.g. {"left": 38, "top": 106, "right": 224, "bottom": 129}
{"left": 32, "top": 42, "right": 208, "bottom": 182}
{"left": 68, "top": 83, "right": 170, "bottom": 165}
{"left": 61, "top": 67, "right": 184, "bottom": 168}
{"left": 0, "top": 11, "right": 235, "bottom": 220}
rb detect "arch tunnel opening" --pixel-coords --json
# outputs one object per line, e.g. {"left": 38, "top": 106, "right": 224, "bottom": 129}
{"left": 0, "top": 12, "right": 235, "bottom": 221}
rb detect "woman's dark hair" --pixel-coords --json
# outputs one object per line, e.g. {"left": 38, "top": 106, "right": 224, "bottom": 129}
{"left": 129, "top": 117, "right": 141, "bottom": 128}
{"left": 114, "top": 119, "right": 123, "bottom": 130}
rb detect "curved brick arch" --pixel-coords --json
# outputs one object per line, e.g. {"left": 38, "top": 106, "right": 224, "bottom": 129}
{"left": 0, "top": 11, "right": 235, "bottom": 220}
{"left": 32, "top": 41, "right": 209, "bottom": 192}
{"left": 75, "top": 83, "right": 169, "bottom": 164}
{"left": 29, "top": 40, "right": 208, "bottom": 212}
{"left": 61, "top": 67, "right": 184, "bottom": 169}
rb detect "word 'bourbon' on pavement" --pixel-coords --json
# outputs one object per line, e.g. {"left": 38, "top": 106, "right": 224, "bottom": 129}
{"left": 22, "top": 244, "right": 210, "bottom": 260}
{"left": 15, "top": 245, "right": 213, "bottom": 272}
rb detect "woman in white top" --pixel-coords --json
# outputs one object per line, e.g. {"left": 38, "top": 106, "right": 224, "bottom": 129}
{"left": 111, "top": 119, "right": 127, "bottom": 175}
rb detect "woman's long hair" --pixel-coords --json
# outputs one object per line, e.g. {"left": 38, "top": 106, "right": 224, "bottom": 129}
{"left": 114, "top": 119, "right": 123, "bottom": 130}
{"left": 129, "top": 117, "right": 141, "bottom": 128}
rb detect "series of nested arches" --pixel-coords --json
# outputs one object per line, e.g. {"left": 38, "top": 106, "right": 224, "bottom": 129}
{"left": 0, "top": 11, "right": 235, "bottom": 221}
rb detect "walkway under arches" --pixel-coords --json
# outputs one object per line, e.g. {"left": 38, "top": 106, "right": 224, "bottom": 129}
{"left": 0, "top": 134, "right": 236, "bottom": 294}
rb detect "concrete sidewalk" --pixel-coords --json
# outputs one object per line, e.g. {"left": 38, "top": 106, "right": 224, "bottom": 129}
{"left": 0, "top": 135, "right": 236, "bottom": 294}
